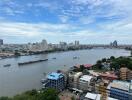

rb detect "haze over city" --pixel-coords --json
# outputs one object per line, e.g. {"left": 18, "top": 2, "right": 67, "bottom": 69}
{"left": 0, "top": 0, "right": 132, "bottom": 44}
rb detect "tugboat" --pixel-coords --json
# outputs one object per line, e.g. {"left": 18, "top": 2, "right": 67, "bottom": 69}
{"left": 3, "top": 64, "right": 11, "bottom": 67}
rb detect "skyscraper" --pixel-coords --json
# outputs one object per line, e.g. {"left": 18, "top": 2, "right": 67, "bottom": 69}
{"left": 75, "top": 40, "right": 79, "bottom": 46}
{"left": 110, "top": 40, "right": 118, "bottom": 47}
{"left": 40, "top": 39, "right": 48, "bottom": 51}
{"left": 113, "top": 40, "right": 118, "bottom": 47}
{"left": 0, "top": 39, "right": 3, "bottom": 45}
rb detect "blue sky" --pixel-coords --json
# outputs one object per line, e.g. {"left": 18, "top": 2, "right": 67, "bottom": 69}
{"left": 0, "top": 0, "right": 132, "bottom": 44}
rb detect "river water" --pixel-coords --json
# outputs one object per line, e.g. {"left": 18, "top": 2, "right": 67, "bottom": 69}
{"left": 0, "top": 48, "right": 130, "bottom": 96}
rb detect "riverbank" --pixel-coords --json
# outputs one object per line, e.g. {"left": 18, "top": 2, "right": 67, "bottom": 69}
{"left": 0, "top": 47, "right": 126, "bottom": 61}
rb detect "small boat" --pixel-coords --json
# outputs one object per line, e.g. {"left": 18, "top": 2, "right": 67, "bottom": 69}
{"left": 3, "top": 64, "right": 11, "bottom": 67}
{"left": 52, "top": 57, "right": 56, "bottom": 59}
{"left": 73, "top": 57, "right": 78, "bottom": 59}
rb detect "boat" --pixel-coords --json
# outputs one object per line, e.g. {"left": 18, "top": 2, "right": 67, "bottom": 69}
{"left": 73, "top": 56, "right": 80, "bottom": 59}
{"left": 3, "top": 64, "right": 11, "bottom": 67}
{"left": 73, "top": 57, "right": 77, "bottom": 59}
{"left": 52, "top": 57, "right": 56, "bottom": 59}
{"left": 18, "top": 59, "right": 48, "bottom": 65}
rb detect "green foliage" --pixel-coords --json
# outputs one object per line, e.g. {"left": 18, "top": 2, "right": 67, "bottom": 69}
{"left": 110, "top": 56, "right": 115, "bottom": 60}
{"left": 0, "top": 89, "right": 60, "bottom": 100}
{"left": 102, "top": 58, "right": 106, "bottom": 62}
{"left": 0, "top": 97, "right": 12, "bottom": 100}
{"left": 96, "top": 60, "right": 102, "bottom": 69}
{"left": 94, "top": 56, "right": 132, "bottom": 71}
{"left": 113, "top": 57, "right": 132, "bottom": 70}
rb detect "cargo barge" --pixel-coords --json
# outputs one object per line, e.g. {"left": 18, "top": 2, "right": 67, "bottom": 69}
{"left": 18, "top": 59, "right": 48, "bottom": 65}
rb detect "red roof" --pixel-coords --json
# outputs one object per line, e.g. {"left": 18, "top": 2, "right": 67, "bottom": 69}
{"left": 83, "top": 64, "right": 93, "bottom": 68}
{"left": 100, "top": 73, "right": 118, "bottom": 79}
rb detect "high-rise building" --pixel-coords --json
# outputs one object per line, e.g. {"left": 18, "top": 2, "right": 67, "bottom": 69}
{"left": 110, "top": 40, "right": 118, "bottom": 47}
{"left": 59, "top": 42, "right": 67, "bottom": 50}
{"left": 28, "top": 39, "right": 48, "bottom": 51}
{"left": 0, "top": 39, "right": 3, "bottom": 45}
{"left": 113, "top": 40, "right": 118, "bottom": 47}
{"left": 75, "top": 41, "right": 79, "bottom": 46}
{"left": 40, "top": 39, "right": 48, "bottom": 51}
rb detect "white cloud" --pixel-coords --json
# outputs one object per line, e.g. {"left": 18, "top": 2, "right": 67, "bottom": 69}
{"left": 0, "top": 0, "right": 132, "bottom": 43}
{"left": 0, "top": 21, "right": 76, "bottom": 37}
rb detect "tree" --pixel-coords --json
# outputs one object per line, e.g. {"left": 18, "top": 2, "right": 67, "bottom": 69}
{"left": 0, "top": 97, "right": 11, "bottom": 100}
{"left": 110, "top": 56, "right": 115, "bottom": 60}
{"left": 0, "top": 89, "right": 60, "bottom": 100}
{"left": 102, "top": 58, "right": 106, "bottom": 62}
{"left": 110, "top": 62, "right": 119, "bottom": 70}
{"left": 96, "top": 60, "right": 102, "bottom": 69}
{"left": 39, "top": 88, "right": 59, "bottom": 100}
{"left": 80, "top": 65, "right": 85, "bottom": 71}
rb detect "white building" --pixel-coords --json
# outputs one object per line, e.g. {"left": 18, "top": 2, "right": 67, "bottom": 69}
{"left": 40, "top": 39, "right": 48, "bottom": 51}
{"left": 79, "top": 75, "right": 94, "bottom": 91}
{"left": 28, "top": 39, "right": 48, "bottom": 51}
{"left": 68, "top": 72, "right": 82, "bottom": 88}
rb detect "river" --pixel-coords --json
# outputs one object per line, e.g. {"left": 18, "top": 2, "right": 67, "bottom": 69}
{"left": 0, "top": 48, "right": 130, "bottom": 96}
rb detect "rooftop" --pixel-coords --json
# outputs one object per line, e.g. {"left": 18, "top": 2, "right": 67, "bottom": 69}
{"left": 100, "top": 73, "right": 118, "bottom": 79}
{"left": 85, "top": 92, "right": 118, "bottom": 100}
{"left": 80, "top": 75, "right": 93, "bottom": 82}
{"left": 108, "top": 80, "right": 132, "bottom": 92}
{"left": 47, "top": 72, "right": 64, "bottom": 80}
{"left": 85, "top": 92, "right": 97, "bottom": 99}
{"left": 83, "top": 64, "right": 93, "bottom": 68}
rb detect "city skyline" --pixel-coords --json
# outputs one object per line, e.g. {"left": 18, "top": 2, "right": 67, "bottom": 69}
{"left": 0, "top": 0, "right": 132, "bottom": 44}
